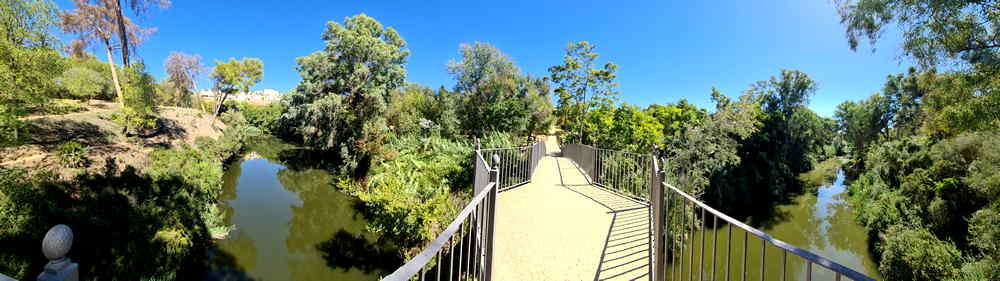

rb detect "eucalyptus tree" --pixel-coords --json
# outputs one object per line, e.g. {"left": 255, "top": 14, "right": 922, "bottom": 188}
{"left": 210, "top": 57, "right": 263, "bottom": 117}
{"left": 60, "top": 0, "right": 150, "bottom": 107}
{"left": 548, "top": 41, "right": 618, "bottom": 144}
{"left": 106, "top": 0, "right": 170, "bottom": 67}
{"left": 279, "top": 14, "right": 408, "bottom": 174}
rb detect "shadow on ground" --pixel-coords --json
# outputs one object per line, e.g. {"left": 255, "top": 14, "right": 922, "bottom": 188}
{"left": 556, "top": 156, "right": 652, "bottom": 281}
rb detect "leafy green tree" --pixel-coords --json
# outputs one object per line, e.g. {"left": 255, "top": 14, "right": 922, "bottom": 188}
{"left": 0, "top": 0, "right": 64, "bottom": 146}
{"left": 448, "top": 42, "right": 542, "bottom": 136}
{"left": 548, "top": 41, "right": 618, "bottom": 143}
{"left": 836, "top": 0, "right": 1000, "bottom": 69}
{"left": 645, "top": 100, "right": 707, "bottom": 144}
{"left": 1, "top": 0, "right": 59, "bottom": 47}
{"left": 835, "top": 93, "right": 893, "bottom": 177}
{"left": 279, "top": 14, "right": 408, "bottom": 175}
{"left": 663, "top": 88, "right": 761, "bottom": 195}
{"left": 58, "top": 66, "right": 106, "bottom": 102}
{"left": 210, "top": 57, "right": 262, "bottom": 117}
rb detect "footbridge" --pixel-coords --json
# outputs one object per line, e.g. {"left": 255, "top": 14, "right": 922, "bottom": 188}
{"left": 383, "top": 137, "right": 877, "bottom": 281}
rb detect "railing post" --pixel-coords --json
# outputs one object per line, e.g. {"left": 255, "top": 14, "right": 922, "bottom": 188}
{"left": 650, "top": 154, "right": 666, "bottom": 281}
{"left": 38, "top": 224, "right": 78, "bottom": 281}
{"left": 485, "top": 154, "right": 500, "bottom": 281}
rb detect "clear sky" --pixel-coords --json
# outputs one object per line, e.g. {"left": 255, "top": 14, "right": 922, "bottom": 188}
{"left": 54, "top": 0, "right": 911, "bottom": 117}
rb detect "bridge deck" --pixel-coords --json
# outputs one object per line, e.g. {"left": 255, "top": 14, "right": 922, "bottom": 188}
{"left": 494, "top": 139, "right": 651, "bottom": 280}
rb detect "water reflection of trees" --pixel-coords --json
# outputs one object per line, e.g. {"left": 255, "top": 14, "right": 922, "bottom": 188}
{"left": 276, "top": 168, "right": 400, "bottom": 280}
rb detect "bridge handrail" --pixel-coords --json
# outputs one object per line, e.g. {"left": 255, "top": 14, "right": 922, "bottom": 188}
{"left": 382, "top": 179, "right": 498, "bottom": 280}
{"left": 657, "top": 181, "right": 877, "bottom": 281}
{"left": 563, "top": 143, "right": 876, "bottom": 281}
{"left": 384, "top": 140, "right": 545, "bottom": 281}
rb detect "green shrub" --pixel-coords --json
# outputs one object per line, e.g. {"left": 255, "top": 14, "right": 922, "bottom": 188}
{"left": 879, "top": 225, "right": 962, "bottom": 281}
{"left": 355, "top": 135, "right": 472, "bottom": 251}
{"left": 55, "top": 141, "right": 90, "bottom": 168}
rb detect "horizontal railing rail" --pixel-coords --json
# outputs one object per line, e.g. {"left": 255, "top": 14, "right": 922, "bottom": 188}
{"left": 653, "top": 181, "right": 877, "bottom": 281}
{"left": 564, "top": 143, "right": 877, "bottom": 281}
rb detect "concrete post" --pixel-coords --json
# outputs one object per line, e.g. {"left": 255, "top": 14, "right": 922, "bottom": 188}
{"left": 37, "top": 225, "right": 78, "bottom": 281}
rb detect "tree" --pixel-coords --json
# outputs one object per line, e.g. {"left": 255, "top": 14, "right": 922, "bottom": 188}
{"left": 59, "top": 66, "right": 106, "bottom": 102}
{"left": 1, "top": 0, "right": 64, "bottom": 145}
{"left": 106, "top": 0, "right": 170, "bottom": 67}
{"left": 279, "top": 14, "right": 408, "bottom": 175}
{"left": 60, "top": 0, "right": 151, "bottom": 107}
{"left": 836, "top": 0, "right": 1000, "bottom": 70}
{"left": 548, "top": 41, "right": 618, "bottom": 144}
{"left": 448, "top": 42, "right": 539, "bottom": 136}
{"left": 210, "top": 58, "right": 262, "bottom": 117}
{"left": 163, "top": 51, "right": 205, "bottom": 107}
{"left": 645, "top": 100, "right": 707, "bottom": 144}
{"left": 835, "top": 93, "right": 894, "bottom": 177}
{"left": 1, "top": 0, "right": 59, "bottom": 48}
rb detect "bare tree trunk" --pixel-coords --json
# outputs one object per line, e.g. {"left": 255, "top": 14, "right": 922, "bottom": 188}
{"left": 105, "top": 41, "right": 125, "bottom": 107}
{"left": 114, "top": 0, "right": 131, "bottom": 67}
{"left": 213, "top": 91, "right": 229, "bottom": 117}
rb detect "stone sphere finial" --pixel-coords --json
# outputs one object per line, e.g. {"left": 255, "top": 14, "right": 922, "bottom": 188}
{"left": 42, "top": 224, "right": 73, "bottom": 261}
{"left": 492, "top": 154, "right": 500, "bottom": 166}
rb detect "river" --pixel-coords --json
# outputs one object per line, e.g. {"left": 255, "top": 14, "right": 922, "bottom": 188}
{"left": 207, "top": 138, "right": 401, "bottom": 281}
{"left": 665, "top": 170, "right": 881, "bottom": 280}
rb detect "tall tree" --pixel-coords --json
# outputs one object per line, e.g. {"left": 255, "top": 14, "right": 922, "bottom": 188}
{"left": 108, "top": 0, "right": 169, "bottom": 67}
{"left": 163, "top": 51, "right": 205, "bottom": 106}
{"left": 1, "top": 0, "right": 59, "bottom": 48}
{"left": 279, "top": 14, "right": 408, "bottom": 175}
{"left": 210, "top": 57, "right": 263, "bottom": 117}
{"left": 60, "top": 0, "right": 150, "bottom": 107}
{"left": 448, "top": 42, "right": 539, "bottom": 136}
{"left": 548, "top": 41, "right": 618, "bottom": 144}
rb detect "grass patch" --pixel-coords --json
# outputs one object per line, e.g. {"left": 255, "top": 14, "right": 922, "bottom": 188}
{"left": 798, "top": 157, "right": 843, "bottom": 192}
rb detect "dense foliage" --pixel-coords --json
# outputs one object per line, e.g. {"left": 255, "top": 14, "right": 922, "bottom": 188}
{"left": 835, "top": 2, "right": 1000, "bottom": 278}
{"left": 279, "top": 14, "right": 408, "bottom": 176}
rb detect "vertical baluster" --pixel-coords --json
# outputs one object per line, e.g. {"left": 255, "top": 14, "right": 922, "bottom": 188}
{"left": 449, "top": 234, "right": 454, "bottom": 281}
{"left": 688, "top": 203, "right": 694, "bottom": 281}
{"left": 712, "top": 214, "right": 718, "bottom": 280}
{"left": 700, "top": 207, "right": 706, "bottom": 281}
{"left": 806, "top": 261, "right": 812, "bottom": 281}
{"left": 436, "top": 250, "right": 442, "bottom": 281}
{"left": 726, "top": 221, "right": 732, "bottom": 281}
{"left": 742, "top": 230, "right": 748, "bottom": 281}
{"left": 781, "top": 250, "right": 787, "bottom": 281}
{"left": 460, "top": 219, "right": 466, "bottom": 279}
{"left": 678, "top": 198, "right": 687, "bottom": 281}
{"left": 836, "top": 273, "right": 841, "bottom": 281}
{"left": 420, "top": 266, "right": 425, "bottom": 281}
{"left": 759, "top": 239, "right": 765, "bottom": 281}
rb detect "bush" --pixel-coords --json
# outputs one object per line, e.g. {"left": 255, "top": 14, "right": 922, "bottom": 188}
{"left": 55, "top": 141, "right": 90, "bottom": 168}
{"left": 879, "top": 225, "right": 962, "bottom": 281}
{"left": 352, "top": 135, "right": 472, "bottom": 253}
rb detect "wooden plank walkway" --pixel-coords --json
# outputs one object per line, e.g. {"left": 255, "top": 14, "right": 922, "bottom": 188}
{"left": 493, "top": 138, "right": 651, "bottom": 280}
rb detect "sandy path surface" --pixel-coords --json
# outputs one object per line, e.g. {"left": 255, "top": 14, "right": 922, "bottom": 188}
{"left": 493, "top": 138, "right": 651, "bottom": 280}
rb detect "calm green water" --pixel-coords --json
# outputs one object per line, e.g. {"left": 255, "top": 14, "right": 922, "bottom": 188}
{"left": 665, "top": 170, "right": 881, "bottom": 280}
{"left": 207, "top": 141, "right": 401, "bottom": 281}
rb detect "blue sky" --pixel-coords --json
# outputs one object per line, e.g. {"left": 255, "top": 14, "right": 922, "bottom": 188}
{"left": 55, "top": 0, "right": 911, "bottom": 117}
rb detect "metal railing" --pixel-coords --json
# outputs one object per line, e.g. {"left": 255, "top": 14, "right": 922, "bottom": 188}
{"left": 383, "top": 150, "right": 499, "bottom": 281}
{"left": 384, "top": 139, "right": 545, "bottom": 281}
{"left": 563, "top": 144, "right": 653, "bottom": 203}
{"left": 563, "top": 143, "right": 878, "bottom": 281}
{"left": 480, "top": 140, "right": 546, "bottom": 192}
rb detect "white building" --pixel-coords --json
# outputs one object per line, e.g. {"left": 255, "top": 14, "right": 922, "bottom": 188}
{"left": 197, "top": 89, "right": 282, "bottom": 105}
